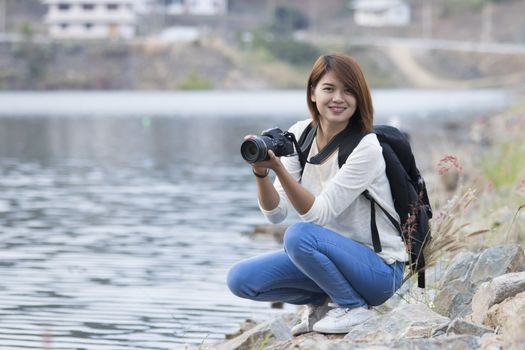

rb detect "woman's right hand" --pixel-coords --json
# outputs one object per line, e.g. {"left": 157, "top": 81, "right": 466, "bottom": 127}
{"left": 251, "top": 150, "right": 283, "bottom": 174}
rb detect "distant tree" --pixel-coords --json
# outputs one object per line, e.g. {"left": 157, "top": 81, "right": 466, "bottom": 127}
{"left": 268, "top": 5, "right": 309, "bottom": 36}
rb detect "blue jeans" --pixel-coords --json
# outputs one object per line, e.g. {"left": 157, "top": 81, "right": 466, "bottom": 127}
{"left": 227, "top": 222, "right": 404, "bottom": 308}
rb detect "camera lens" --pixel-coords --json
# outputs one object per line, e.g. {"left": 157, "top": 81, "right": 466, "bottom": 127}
{"left": 240, "top": 138, "right": 267, "bottom": 163}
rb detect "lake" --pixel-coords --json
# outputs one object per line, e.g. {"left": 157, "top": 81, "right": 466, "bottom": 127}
{"left": 0, "top": 89, "right": 514, "bottom": 349}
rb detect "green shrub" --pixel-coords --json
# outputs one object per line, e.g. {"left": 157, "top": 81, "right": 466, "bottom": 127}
{"left": 179, "top": 70, "right": 213, "bottom": 90}
{"left": 268, "top": 5, "right": 309, "bottom": 35}
{"left": 480, "top": 141, "right": 525, "bottom": 189}
{"left": 264, "top": 39, "right": 320, "bottom": 66}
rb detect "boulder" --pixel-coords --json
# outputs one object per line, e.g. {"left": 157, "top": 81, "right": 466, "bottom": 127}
{"left": 265, "top": 333, "right": 346, "bottom": 350}
{"left": 469, "top": 245, "right": 525, "bottom": 285}
{"left": 479, "top": 333, "right": 505, "bottom": 350}
{"left": 363, "top": 335, "right": 480, "bottom": 350}
{"left": 484, "top": 291, "right": 525, "bottom": 350}
{"left": 344, "top": 303, "right": 450, "bottom": 343}
{"left": 434, "top": 245, "right": 525, "bottom": 319}
{"left": 216, "top": 313, "right": 296, "bottom": 350}
{"left": 268, "top": 335, "right": 481, "bottom": 350}
{"left": 443, "top": 318, "right": 494, "bottom": 337}
{"left": 471, "top": 271, "right": 525, "bottom": 324}
{"left": 247, "top": 224, "right": 287, "bottom": 243}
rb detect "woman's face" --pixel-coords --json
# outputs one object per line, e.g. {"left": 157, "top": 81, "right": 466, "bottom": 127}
{"left": 311, "top": 70, "right": 357, "bottom": 126}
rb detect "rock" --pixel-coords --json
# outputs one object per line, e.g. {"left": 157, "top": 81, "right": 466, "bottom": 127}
{"left": 370, "top": 335, "right": 480, "bottom": 350}
{"left": 441, "top": 251, "right": 478, "bottom": 283}
{"left": 344, "top": 303, "right": 450, "bottom": 343}
{"left": 216, "top": 314, "right": 296, "bottom": 350}
{"left": 469, "top": 245, "right": 525, "bottom": 285}
{"left": 479, "top": 333, "right": 504, "bottom": 350}
{"left": 434, "top": 245, "right": 525, "bottom": 319}
{"left": 443, "top": 318, "right": 494, "bottom": 337}
{"left": 502, "top": 299, "right": 525, "bottom": 350}
{"left": 471, "top": 271, "right": 525, "bottom": 324}
{"left": 268, "top": 335, "right": 481, "bottom": 350}
{"left": 225, "top": 319, "right": 257, "bottom": 339}
{"left": 484, "top": 291, "right": 525, "bottom": 349}
{"left": 247, "top": 224, "right": 287, "bottom": 243}
{"left": 265, "top": 333, "right": 345, "bottom": 350}
{"left": 433, "top": 279, "right": 474, "bottom": 320}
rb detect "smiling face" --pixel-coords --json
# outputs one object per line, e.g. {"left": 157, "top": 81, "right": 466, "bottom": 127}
{"left": 306, "top": 54, "right": 374, "bottom": 133}
{"left": 310, "top": 70, "right": 357, "bottom": 128}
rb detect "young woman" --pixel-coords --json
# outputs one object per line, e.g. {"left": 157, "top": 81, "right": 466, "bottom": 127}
{"left": 227, "top": 53, "right": 406, "bottom": 335}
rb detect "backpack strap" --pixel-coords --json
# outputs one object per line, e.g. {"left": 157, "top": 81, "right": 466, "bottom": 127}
{"left": 298, "top": 122, "right": 405, "bottom": 259}
{"left": 338, "top": 129, "right": 401, "bottom": 255}
{"left": 297, "top": 122, "right": 316, "bottom": 169}
{"left": 337, "top": 124, "right": 368, "bottom": 168}
{"left": 363, "top": 190, "right": 402, "bottom": 253}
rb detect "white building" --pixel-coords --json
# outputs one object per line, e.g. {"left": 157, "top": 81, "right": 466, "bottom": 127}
{"left": 351, "top": 0, "right": 410, "bottom": 27}
{"left": 164, "top": 0, "right": 227, "bottom": 16}
{"left": 43, "top": 0, "right": 137, "bottom": 39}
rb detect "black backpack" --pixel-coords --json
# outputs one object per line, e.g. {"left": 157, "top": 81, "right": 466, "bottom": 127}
{"left": 295, "top": 121, "right": 433, "bottom": 288}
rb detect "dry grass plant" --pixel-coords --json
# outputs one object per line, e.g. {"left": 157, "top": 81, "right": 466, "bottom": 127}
{"left": 423, "top": 187, "right": 489, "bottom": 271}
{"left": 398, "top": 154, "right": 490, "bottom": 307}
{"left": 400, "top": 103, "right": 525, "bottom": 305}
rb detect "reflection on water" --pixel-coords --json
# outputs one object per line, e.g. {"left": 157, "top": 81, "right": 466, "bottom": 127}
{"left": 0, "top": 116, "right": 300, "bottom": 349}
{"left": 0, "top": 89, "right": 513, "bottom": 349}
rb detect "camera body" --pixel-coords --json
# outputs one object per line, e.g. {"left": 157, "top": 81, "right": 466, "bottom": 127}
{"left": 240, "top": 127, "right": 295, "bottom": 163}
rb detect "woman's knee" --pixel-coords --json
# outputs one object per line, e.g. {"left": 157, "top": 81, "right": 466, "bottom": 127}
{"left": 226, "top": 261, "right": 251, "bottom": 298}
{"left": 283, "top": 222, "right": 317, "bottom": 257}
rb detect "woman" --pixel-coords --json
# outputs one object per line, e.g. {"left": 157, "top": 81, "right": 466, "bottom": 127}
{"left": 227, "top": 53, "right": 406, "bottom": 335}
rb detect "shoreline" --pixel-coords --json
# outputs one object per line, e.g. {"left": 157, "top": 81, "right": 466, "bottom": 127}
{"left": 0, "top": 89, "right": 512, "bottom": 119}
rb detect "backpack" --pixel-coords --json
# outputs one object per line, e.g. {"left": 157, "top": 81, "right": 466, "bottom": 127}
{"left": 295, "top": 121, "right": 433, "bottom": 288}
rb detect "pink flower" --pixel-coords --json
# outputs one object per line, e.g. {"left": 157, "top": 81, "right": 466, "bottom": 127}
{"left": 437, "top": 155, "right": 463, "bottom": 175}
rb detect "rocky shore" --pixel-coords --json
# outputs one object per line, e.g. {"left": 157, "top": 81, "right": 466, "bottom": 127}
{"left": 212, "top": 244, "right": 525, "bottom": 350}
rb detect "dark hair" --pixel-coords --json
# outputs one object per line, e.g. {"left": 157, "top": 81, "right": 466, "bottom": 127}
{"left": 306, "top": 53, "right": 374, "bottom": 132}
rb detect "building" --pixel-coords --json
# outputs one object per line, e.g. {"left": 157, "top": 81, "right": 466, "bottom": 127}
{"left": 43, "top": 0, "right": 137, "bottom": 39}
{"left": 163, "top": 0, "right": 227, "bottom": 16}
{"left": 351, "top": 0, "right": 410, "bottom": 27}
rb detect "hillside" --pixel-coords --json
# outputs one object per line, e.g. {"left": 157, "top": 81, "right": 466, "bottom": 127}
{"left": 2, "top": 0, "right": 525, "bottom": 91}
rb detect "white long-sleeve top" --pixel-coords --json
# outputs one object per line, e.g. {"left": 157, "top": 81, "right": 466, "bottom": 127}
{"left": 260, "top": 119, "right": 408, "bottom": 264}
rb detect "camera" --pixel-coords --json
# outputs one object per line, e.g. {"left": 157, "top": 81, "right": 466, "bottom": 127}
{"left": 240, "top": 127, "right": 296, "bottom": 163}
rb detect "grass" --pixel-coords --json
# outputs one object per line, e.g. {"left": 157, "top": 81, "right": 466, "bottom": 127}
{"left": 179, "top": 70, "right": 213, "bottom": 90}
{"left": 480, "top": 141, "right": 525, "bottom": 189}
{"left": 398, "top": 102, "right": 525, "bottom": 307}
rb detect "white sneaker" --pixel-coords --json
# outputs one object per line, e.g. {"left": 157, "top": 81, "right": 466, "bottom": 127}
{"left": 291, "top": 303, "right": 331, "bottom": 336}
{"left": 312, "top": 303, "right": 376, "bottom": 334}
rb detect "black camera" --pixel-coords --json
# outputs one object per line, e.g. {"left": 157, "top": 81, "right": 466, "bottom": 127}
{"left": 240, "top": 127, "right": 296, "bottom": 163}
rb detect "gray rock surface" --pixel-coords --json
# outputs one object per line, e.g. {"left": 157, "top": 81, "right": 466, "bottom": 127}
{"left": 246, "top": 224, "right": 287, "bottom": 243}
{"left": 443, "top": 318, "right": 494, "bottom": 337}
{"left": 471, "top": 271, "right": 525, "bottom": 324}
{"left": 484, "top": 291, "right": 525, "bottom": 350}
{"left": 216, "top": 313, "right": 296, "bottom": 350}
{"left": 218, "top": 245, "right": 525, "bottom": 350}
{"left": 344, "top": 303, "right": 449, "bottom": 343}
{"left": 434, "top": 244, "right": 525, "bottom": 319}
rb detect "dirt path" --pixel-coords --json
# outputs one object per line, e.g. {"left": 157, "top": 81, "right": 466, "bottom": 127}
{"left": 385, "top": 46, "right": 525, "bottom": 89}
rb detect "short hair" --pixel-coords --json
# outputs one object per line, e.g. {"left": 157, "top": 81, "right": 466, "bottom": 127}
{"left": 306, "top": 53, "right": 374, "bottom": 132}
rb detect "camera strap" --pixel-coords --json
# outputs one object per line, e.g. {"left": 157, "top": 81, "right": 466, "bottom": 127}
{"left": 306, "top": 121, "right": 357, "bottom": 165}
{"left": 284, "top": 131, "right": 307, "bottom": 166}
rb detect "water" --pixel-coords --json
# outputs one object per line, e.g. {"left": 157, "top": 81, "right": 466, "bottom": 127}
{"left": 0, "top": 89, "right": 514, "bottom": 349}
